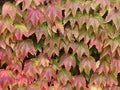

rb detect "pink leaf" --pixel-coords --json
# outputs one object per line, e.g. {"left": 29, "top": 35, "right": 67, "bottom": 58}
{"left": 2, "top": 2, "right": 22, "bottom": 21}
{"left": 25, "top": 7, "right": 44, "bottom": 27}
{"left": 58, "top": 54, "right": 76, "bottom": 71}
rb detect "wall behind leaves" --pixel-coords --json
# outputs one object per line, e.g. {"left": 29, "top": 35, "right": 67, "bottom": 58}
{"left": 0, "top": 0, "right": 120, "bottom": 90}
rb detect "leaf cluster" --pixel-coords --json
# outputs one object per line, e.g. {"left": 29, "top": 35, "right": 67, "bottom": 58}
{"left": 0, "top": 0, "right": 120, "bottom": 90}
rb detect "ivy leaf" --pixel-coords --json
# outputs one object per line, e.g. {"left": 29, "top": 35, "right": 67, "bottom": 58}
{"left": 40, "top": 67, "right": 56, "bottom": 82}
{"left": 15, "top": 73, "right": 33, "bottom": 87}
{"left": 1, "top": 17, "right": 14, "bottom": 33}
{"left": 8, "top": 61, "right": 22, "bottom": 73}
{"left": 35, "top": 23, "right": 50, "bottom": 42}
{"left": 16, "top": 0, "right": 45, "bottom": 10}
{"left": 2, "top": 2, "right": 22, "bottom": 21}
{"left": 14, "top": 23, "right": 28, "bottom": 40}
{"left": 97, "top": 57, "right": 110, "bottom": 76}
{"left": 69, "top": 43, "right": 77, "bottom": 54}
{"left": 44, "top": 36, "right": 60, "bottom": 57}
{"left": 33, "top": 0, "right": 45, "bottom": 5}
{"left": 0, "top": 21, "right": 3, "bottom": 33}
{"left": 48, "top": 80, "right": 60, "bottom": 90}
{"left": 16, "top": 0, "right": 32, "bottom": 10}
{"left": 64, "top": 0, "right": 81, "bottom": 17}
{"left": 38, "top": 53, "right": 50, "bottom": 67}
{"left": 16, "top": 39, "right": 35, "bottom": 59}
{"left": 106, "top": 73, "right": 118, "bottom": 87}
{"left": 105, "top": 36, "right": 120, "bottom": 53}
{"left": 106, "top": 8, "right": 120, "bottom": 30}
{"left": 76, "top": 42, "right": 90, "bottom": 58}
{"left": 51, "top": 20, "right": 64, "bottom": 34}
{"left": 38, "top": 79, "right": 49, "bottom": 90}
{"left": 89, "top": 36, "right": 103, "bottom": 53}
{"left": 26, "top": 82, "right": 39, "bottom": 90}
{"left": 43, "top": 45, "right": 59, "bottom": 58}
{"left": 45, "top": 4, "right": 62, "bottom": 22}
{"left": 58, "top": 54, "right": 76, "bottom": 71}
{"left": 25, "top": 7, "right": 44, "bottom": 28}
{"left": 103, "top": 86, "right": 120, "bottom": 90}
{"left": 105, "top": 24, "right": 119, "bottom": 39}
{"left": 35, "top": 29, "right": 45, "bottom": 43}
{"left": 0, "top": 69, "right": 14, "bottom": 88}
{"left": 111, "top": 58, "right": 120, "bottom": 73}
{"left": 57, "top": 69, "right": 71, "bottom": 86}
{"left": 60, "top": 41, "right": 70, "bottom": 54}
{"left": 23, "top": 59, "right": 38, "bottom": 77}
{"left": 59, "top": 83, "right": 72, "bottom": 90}
{"left": 89, "top": 85, "right": 102, "bottom": 90}
{"left": 0, "top": 47, "right": 12, "bottom": 65}
{"left": 89, "top": 73, "right": 106, "bottom": 87}
{"left": 94, "top": 0, "right": 110, "bottom": 9}
{"left": 86, "top": 15, "right": 101, "bottom": 34}
{"left": 0, "top": 36, "right": 6, "bottom": 49}
{"left": 79, "top": 56, "right": 96, "bottom": 75}
{"left": 71, "top": 75, "right": 86, "bottom": 90}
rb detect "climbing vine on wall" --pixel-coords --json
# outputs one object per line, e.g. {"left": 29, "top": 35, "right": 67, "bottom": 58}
{"left": 0, "top": 0, "right": 120, "bottom": 90}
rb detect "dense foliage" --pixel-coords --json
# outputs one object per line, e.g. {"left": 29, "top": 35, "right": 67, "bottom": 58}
{"left": 0, "top": 0, "right": 120, "bottom": 90}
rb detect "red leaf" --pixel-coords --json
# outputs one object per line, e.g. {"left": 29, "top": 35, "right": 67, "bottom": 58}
{"left": 38, "top": 53, "right": 50, "bottom": 67}
{"left": 57, "top": 70, "right": 71, "bottom": 86}
{"left": 106, "top": 8, "right": 120, "bottom": 30}
{"left": 58, "top": 54, "right": 76, "bottom": 71}
{"left": 94, "top": 0, "right": 110, "bottom": 8}
{"left": 40, "top": 67, "right": 56, "bottom": 82}
{"left": 25, "top": 7, "right": 44, "bottom": 27}
{"left": 111, "top": 58, "right": 120, "bottom": 73}
{"left": 60, "top": 41, "right": 69, "bottom": 54}
{"left": 15, "top": 73, "right": 33, "bottom": 87}
{"left": 106, "top": 73, "right": 118, "bottom": 87}
{"left": 2, "top": 2, "right": 22, "bottom": 21}
{"left": 59, "top": 83, "right": 72, "bottom": 90}
{"left": 16, "top": 39, "right": 35, "bottom": 59}
{"left": 44, "top": 37, "right": 60, "bottom": 50}
{"left": 0, "top": 69, "right": 14, "bottom": 88}
{"left": 44, "top": 37, "right": 60, "bottom": 57}
{"left": 39, "top": 79, "right": 48, "bottom": 90}
{"left": 103, "top": 86, "right": 120, "bottom": 90}
{"left": 35, "top": 29, "right": 45, "bottom": 43}
{"left": 23, "top": 59, "right": 38, "bottom": 77}
{"left": 26, "top": 82, "right": 40, "bottom": 90}
{"left": 64, "top": 0, "right": 82, "bottom": 17}
{"left": 1, "top": 17, "right": 14, "bottom": 33}
{"left": 89, "top": 73, "right": 106, "bottom": 87}
{"left": 0, "top": 36, "right": 6, "bottom": 49}
{"left": 104, "top": 38, "right": 119, "bottom": 53}
{"left": 0, "top": 47, "right": 12, "bottom": 65}
{"left": 89, "top": 85, "right": 102, "bottom": 90}
{"left": 89, "top": 36, "right": 103, "bottom": 53}
{"left": 14, "top": 23, "right": 28, "bottom": 41}
{"left": 79, "top": 56, "right": 96, "bottom": 75}
{"left": 51, "top": 20, "right": 64, "bottom": 34}
{"left": 8, "top": 61, "right": 22, "bottom": 73}
{"left": 43, "top": 45, "right": 59, "bottom": 58}
{"left": 86, "top": 15, "right": 101, "bottom": 34}
{"left": 16, "top": 0, "right": 45, "bottom": 10}
{"left": 76, "top": 42, "right": 89, "bottom": 58}
{"left": 0, "top": 21, "right": 3, "bottom": 33}
{"left": 71, "top": 75, "right": 86, "bottom": 90}
{"left": 69, "top": 43, "right": 77, "bottom": 54}
{"left": 33, "top": 0, "right": 45, "bottom": 5}
{"left": 45, "top": 4, "right": 62, "bottom": 22}
{"left": 97, "top": 57, "right": 110, "bottom": 76}
{"left": 15, "top": 29, "right": 23, "bottom": 41}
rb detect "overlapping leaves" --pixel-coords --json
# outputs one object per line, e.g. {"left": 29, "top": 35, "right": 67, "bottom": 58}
{"left": 0, "top": 0, "right": 120, "bottom": 89}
